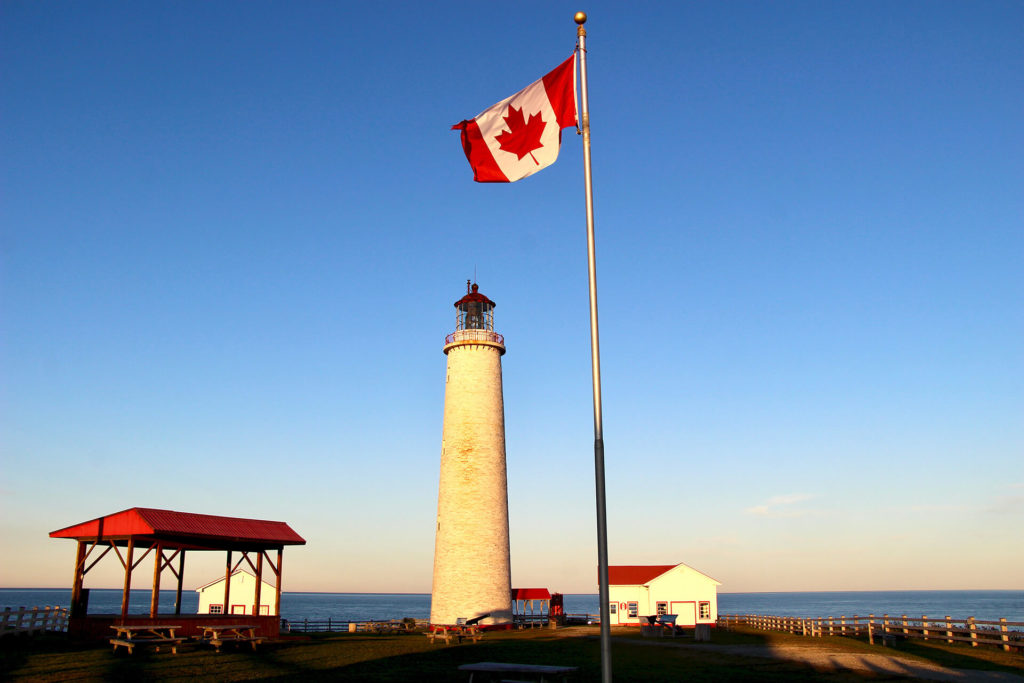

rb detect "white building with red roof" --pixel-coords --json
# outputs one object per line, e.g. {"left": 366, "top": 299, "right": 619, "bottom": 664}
{"left": 607, "top": 563, "right": 720, "bottom": 627}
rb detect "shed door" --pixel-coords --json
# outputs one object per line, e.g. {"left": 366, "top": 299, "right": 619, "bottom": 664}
{"left": 671, "top": 601, "right": 696, "bottom": 627}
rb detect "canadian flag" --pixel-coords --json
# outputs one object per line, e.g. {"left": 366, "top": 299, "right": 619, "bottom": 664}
{"left": 452, "top": 55, "right": 578, "bottom": 183}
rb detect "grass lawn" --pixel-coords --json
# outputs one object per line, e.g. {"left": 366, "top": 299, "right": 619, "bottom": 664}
{"left": 2, "top": 626, "right": 1021, "bottom": 681}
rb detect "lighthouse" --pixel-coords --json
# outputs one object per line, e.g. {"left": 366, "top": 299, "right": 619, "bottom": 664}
{"left": 430, "top": 281, "right": 513, "bottom": 626}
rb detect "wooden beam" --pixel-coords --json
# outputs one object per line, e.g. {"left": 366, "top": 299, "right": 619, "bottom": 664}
{"left": 150, "top": 543, "right": 162, "bottom": 618}
{"left": 70, "top": 541, "right": 87, "bottom": 618}
{"left": 130, "top": 542, "right": 155, "bottom": 571}
{"left": 254, "top": 551, "right": 264, "bottom": 617}
{"left": 223, "top": 550, "right": 232, "bottom": 617}
{"left": 174, "top": 550, "right": 185, "bottom": 615}
{"left": 274, "top": 549, "right": 283, "bottom": 618}
{"left": 83, "top": 544, "right": 113, "bottom": 576}
{"left": 120, "top": 539, "right": 135, "bottom": 621}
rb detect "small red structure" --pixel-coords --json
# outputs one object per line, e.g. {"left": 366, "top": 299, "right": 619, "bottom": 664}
{"left": 511, "top": 588, "right": 552, "bottom": 625}
{"left": 50, "top": 507, "right": 305, "bottom": 639}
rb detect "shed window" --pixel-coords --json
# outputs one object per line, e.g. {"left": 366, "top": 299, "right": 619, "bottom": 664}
{"left": 209, "top": 604, "right": 223, "bottom": 614}
{"left": 627, "top": 602, "right": 638, "bottom": 618}
{"left": 609, "top": 603, "right": 617, "bottom": 615}
{"left": 699, "top": 602, "right": 711, "bottom": 619}
{"left": 656, "top": 602, "right": 668, "bottom": 615}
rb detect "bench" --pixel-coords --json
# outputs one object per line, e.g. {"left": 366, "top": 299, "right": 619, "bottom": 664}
{"left": 198, "top": 624, "right": 261, "bottom": 653}
{"left": 109, "top": 636, "right": 186, "bottom": 655}
{"left": 426, "top": 625, "right": 483, "bottom": 644}
{"left": 109, "top": 624, "right": 185, "bottom": 655}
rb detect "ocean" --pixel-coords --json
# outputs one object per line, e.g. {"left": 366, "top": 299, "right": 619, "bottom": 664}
{"left": 2, "top": 589, "right": 1021, "bottom": 624}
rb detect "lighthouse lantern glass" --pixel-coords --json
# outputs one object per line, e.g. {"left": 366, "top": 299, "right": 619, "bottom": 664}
{"left": 457, "top": 300, "right": 494, "bottom": 332}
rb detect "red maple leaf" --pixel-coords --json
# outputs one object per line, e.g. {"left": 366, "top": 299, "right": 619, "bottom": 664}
{"left": 494, "top": 104, "right": 547, "bottom": 165}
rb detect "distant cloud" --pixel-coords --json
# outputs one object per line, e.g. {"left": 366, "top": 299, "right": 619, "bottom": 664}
{"left": 987, "top": 495, "right": 1024, "bottom": 514}
{"left": 745, "top": 493, "right": 816, "bottom": 518}
{"left": 910, "top": 503, "right": 971, "bottom": 513}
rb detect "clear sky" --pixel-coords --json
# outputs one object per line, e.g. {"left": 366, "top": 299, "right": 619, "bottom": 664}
{"left": 2, "top": 1, "right": 1021, "bottom": 594}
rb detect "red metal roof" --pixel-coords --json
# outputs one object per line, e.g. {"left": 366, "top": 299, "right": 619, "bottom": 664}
{"left": 49, "top": 507, "right": 305, "bottom": 550}
{"left": 512, "top": 588, "right": 551, "bottom": 600}
{"left": 454, "top": 282, "right": 495, "bottom": 308}
{"left": 608, "top": 565, "right": 678, "bottom": 586}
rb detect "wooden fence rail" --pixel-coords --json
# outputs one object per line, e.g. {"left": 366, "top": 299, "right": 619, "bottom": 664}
{"left": 0, "top": 606, "right": 69, "bottom": 637}
{"left": 282, "top": 618, "right": 429, "bottom": 633}
{"left": 718, "top": 613, "right": 1023, "bottom": 652}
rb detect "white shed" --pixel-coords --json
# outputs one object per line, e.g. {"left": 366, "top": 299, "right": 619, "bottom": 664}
{"left": 196, "top": 569, "right": 277, "bottom": 616}
{"left": 607, "top": 563, "right": 720, "bottom": 627}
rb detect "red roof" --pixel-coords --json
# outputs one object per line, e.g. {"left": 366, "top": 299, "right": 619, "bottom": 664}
{"left": 49, "top": 507, "right": 305, "bottom": 551}
{"left": 512, "top": 588, "right": 551, "bottom": 600}
{"left": 454, "top": 282, "right": 495, "bottom": 308}
{"left": 608, "top": 565, "right": 678, "bottom": 585}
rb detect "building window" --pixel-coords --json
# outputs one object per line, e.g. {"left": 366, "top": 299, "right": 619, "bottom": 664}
{"left": 609, "top": 603, "right": 617, "bottom": 615}
{"left": 231, "top": 604, "right": 246, "bottom": 615}
{"left": 627, "top": 602, "right": 638, "bottom": 618}
{"left": 656, "top": 602, "right": 668, "bottom": 615}
{"left": 699, "top": 602, "right": 711, "bottom": 619}
{"left": 209, "top": 604, "right": 223, "bottom": 614}
{"left": 259, "top": 604, "right": 270, "bottom": 615}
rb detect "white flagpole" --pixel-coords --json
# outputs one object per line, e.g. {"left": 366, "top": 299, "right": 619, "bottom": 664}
{"left": 575, "top": 11, "right": 612, "bottom": 683}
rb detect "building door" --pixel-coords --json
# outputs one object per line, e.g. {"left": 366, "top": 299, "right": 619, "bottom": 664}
{"left": 671, "top": 601, "right": 697, "bottom": 627}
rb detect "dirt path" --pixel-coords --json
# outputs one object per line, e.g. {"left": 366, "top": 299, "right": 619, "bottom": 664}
{"left": 614, "top": 637, "right": 1024, "bottom": 681}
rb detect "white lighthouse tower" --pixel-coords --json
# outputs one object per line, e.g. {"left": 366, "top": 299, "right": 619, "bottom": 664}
{"left": 430, "top": 281, "right": 513, "bottom": 626}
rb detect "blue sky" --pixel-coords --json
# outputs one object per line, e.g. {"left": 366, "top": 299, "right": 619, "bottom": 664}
{"left": 2, "top": 0, "right": 1021, "bottom": 593}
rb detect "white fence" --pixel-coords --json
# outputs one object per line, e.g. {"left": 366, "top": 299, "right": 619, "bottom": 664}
{"left": 719, "top": 613, "right": 1023, "bottom": 652}
{"left": 0, "top": 606, "right": 69, "bottom": 637}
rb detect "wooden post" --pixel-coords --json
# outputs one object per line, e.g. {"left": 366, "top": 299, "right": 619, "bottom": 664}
{"left": 922, "top": 615, "right": 929, "bottom": 641}
{"left": 174, "top": 550, "right": 185, "bottom": 615}
{"left": 945, "top": 615, "right": 953, "bottom": 644}
{"left": 150, "top": 544, "right": 162, "bottom": 618}
{"left": 275, "top": 549, "right": 283, "bottom": 618}
{"left": 968, "top": 617, "right": 977, "bottom": 647}
{"left": 1000, "top": 618, "right": 1009, "bottom": 651}
{"left": 253, "top": 551, "right": 264, "bottom": 616}
{"left": 828, "top": 616, "right": 834, "bottom": 636}
{"left": 902, "top": 614, "right": 908, "bottom": 635}
{"left": 868, "top": 615, "right": 874, "bottom": 645}
{"left": 70, "top": 541, "right": 87, "bottom": 618}
{"left": 223, "top": 551, "right": 232, "bottom": 616}
{"left": 120, "top": 540, "right": 135, "bottom": 620}
{"left": 883, "top": 614, "right": 890, "bottom": 635}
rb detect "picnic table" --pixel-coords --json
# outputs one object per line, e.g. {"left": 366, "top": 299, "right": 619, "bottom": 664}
{"left": 426, "top": 623, "right": 483, "bottom": 644}
{"left": 198, "top": 624, "right": 262, "bottom": 652}
{"left": 458, "top": 661, "right": 578, "bottom": 682}
{"left": 109, "top": 624, "right": 185, "bottom": 655}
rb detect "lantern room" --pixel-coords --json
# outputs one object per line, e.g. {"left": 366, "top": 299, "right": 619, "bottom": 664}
{"left": 454, "top": 281, "right": 496, "bottom": 331}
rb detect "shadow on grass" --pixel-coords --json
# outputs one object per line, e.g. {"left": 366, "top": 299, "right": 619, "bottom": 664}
{"left": 4, "top": 629, "right": 1021, "bottom": 682}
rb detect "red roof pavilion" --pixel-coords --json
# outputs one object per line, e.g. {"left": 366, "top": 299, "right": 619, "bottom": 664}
{"left": 50, "top": 507, "right": 304, "bottom": 639}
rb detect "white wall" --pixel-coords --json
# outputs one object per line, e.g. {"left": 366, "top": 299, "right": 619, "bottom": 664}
{"left": 197, "top": 571, "right": 277, "bottom": 616}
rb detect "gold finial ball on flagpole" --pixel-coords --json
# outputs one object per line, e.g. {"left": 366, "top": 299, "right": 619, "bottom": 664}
{"left": 574, "top": 11, "right": 587, "bottom": 25}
